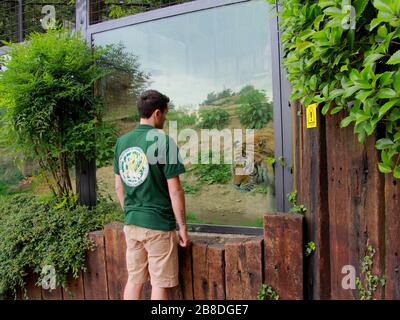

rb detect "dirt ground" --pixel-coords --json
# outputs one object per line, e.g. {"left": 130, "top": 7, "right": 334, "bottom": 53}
{"left": 96, "top": 165, "right": 275, "bottom": 227}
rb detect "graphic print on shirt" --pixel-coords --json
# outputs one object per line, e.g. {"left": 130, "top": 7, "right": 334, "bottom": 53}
{"left": 119, "top": 147, "right": 149, "bottom": 187}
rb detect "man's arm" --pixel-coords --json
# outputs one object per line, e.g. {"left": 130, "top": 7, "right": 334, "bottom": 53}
{"left": 115, "top": 174, "right": 125, "bottom": 209}
{"left": 167, "top": 175, "right": 189, "bottom": 247}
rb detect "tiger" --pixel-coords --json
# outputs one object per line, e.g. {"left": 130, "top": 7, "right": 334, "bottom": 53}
{"left": 232, "top": 126, "right": 275, "bottom": 194}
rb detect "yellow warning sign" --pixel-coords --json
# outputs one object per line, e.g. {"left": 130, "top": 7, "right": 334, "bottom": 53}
{"left": 306, "top": 103, "right": 317, "bottom": 128}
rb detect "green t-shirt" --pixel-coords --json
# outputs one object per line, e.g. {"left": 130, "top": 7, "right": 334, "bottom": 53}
{"left": 113, "top": 124, "right": 185, "bottom": 231}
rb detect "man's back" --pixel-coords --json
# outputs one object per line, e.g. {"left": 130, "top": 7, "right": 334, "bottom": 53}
{"left": 114, "top": 123, "right": 185, "bottom": 231}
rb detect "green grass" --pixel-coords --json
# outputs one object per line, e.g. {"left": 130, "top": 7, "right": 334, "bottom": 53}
{"left": 182, "top": 181, "right": 200, "bottom": 194}
{"left": 186, "top": 212, "right": 207, "bottom": 224}
{"left": 192, "top": 160, "right": 232, "bottom": 185}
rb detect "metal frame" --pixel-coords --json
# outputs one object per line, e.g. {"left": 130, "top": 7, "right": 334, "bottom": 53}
{"left": 77, "top": 0, "right": 293, "bottom": 228}
{"left": 270, "top": 1, "right": 293, "bottom": 212}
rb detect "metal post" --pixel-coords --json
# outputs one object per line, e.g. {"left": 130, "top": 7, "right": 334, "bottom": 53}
{"left": 75, "top": 0, "right": 97, "bottom": 207}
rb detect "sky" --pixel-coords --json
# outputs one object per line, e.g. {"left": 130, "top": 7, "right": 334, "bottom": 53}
{"left": 93, "top": 0, "right": 273, "bottom": 108}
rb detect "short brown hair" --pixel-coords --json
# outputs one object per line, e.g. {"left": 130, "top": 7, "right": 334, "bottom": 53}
{"left": 137, "top": 90, "right": 170, "bottom": 119}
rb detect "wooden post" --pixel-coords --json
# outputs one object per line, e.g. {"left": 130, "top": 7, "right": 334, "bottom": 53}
{"left": 192, "top": 241, "right": 225, "bottom": 300}
{"left": 83, "top": 231, "right": 109, "bottom": 300}
{"left": 104, "top": 222, "right": 127, "bottom": 300}
{"left": 385, "top": 173, "right": 400, "bottom": 299}
{"left": 225, "top": 238, "right": 263, "bottom": 300}
{"left": 62, "top": 272, "right": 85, "bottom": 300}
{"left": 264, "top": 213, "right": 304, "bottom": 300}
{"left": 296, "top": 102, "right": 331, "bottom": 299}
{"left": 326, "top": 112, "right": 385, "bottom": 300}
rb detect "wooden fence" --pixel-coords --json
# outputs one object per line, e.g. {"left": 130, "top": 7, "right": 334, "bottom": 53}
{"left": 19, "top": 214, "right": 304, "bottom": 300}
{"left": 294, "top": 102, "right": 400, "bottom": 300}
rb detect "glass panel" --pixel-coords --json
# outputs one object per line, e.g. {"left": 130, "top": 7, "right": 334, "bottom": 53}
{"left": 93, "top": 0, "right": 276, "bottom": 227}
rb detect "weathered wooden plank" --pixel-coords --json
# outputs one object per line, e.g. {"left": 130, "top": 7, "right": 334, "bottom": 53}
{"left": 42, "top": 287, "right": 63, "bottom": 300}
{"left": 62, "top": 272, "right": 85, "bottom": 300}
{"left": 24, "top": 274, "right": 42, "bottom": 300}
{"left": 298, "top": 104, "right": 331, "bottom": 300}
{"left": 326, "top": 111, "right": 385, "bottom": 300}
{"left": 225, "top": 238, "right": 263, "bottom": 300}
{"left": 192, "top": 241, "right": 225, "bottom": 300}
{"left": 83, "top": 231, "right": 109, "bottom": 300}
{"left": 385, "top": 174, "right": 400, "bottom": 300}
{"left": 264, "top": 213, "right": 304, "bottom": 300}
{"left": 104, "top": 222, "right": 128, "bottom": 300}
{"left": 168, "top": 241, "right": 193, "bottom": 300}
{"left": 178, "top": 241, "right": 194, "bottom": 300}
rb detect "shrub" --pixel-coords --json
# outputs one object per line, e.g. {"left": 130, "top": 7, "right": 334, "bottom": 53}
{"left": 192, "top": 152, "right": 232, "bottom": 185}
{"left": 0, "top": 30, "right": 148, "bottom": 198}
{"left": 0, "top": 193, "right": 123, "bottom": 298}
{"left": 198, "top": 108, "right": 230, "bottom": 129}
{"left": 166, "top": 109, "right": 197, "bottom": 129}
{"left": 267, "top": 0, "right": 400, "bottom": 178}
{"left": 237, "top": 88, "right": 273, "bottom": 129}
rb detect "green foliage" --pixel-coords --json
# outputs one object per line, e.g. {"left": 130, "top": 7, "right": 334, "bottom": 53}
{"left": 237, "top": 88, "right": 273, "bottom": 129}
{"left": 287, "top": 190, "right": 307, "bottom": 215}
{"left": 182, "top": 181, "right": 200, "bottom": 194}
{"left": 305, "top": 241, "right": 316, "bottom": 257}
{"left": 186, "top": 212, "right": 206, "bottom": 224}
{"left": 356, "top": 245, "right": 386, "bottom": 300}
{"left": 96, "top": 42, "right": 149, "bottom": 113}
{"left": 0, "top": 30, "right": 147, "bottom": 198}
{"left": 201, "top": 88, "right": 235, "bottom": 105}
{"left": 166, "top": 109, "right": 197, "bottom": 129}
{"left": 193, "top": 153, "right": 232, "bottom": 184}
{"left": 257, "top": 284, "right": 280, "bottom": 300}
{"left": 0, "top": 193, "right": 123, "bottom": 298}
{"left": 250, "top": 186, "right": 269, "bottom": 194}
{"left": 0, "top": 29, "right": 108, "bottom": 198}
{"left": 198, "top": 108, "right": 230, "bottom": 130}
{"left": 268, "top": 0, "right": 400, "bottom": 178}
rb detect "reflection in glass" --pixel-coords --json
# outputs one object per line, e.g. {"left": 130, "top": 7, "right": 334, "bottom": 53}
{"left": 93, "top": 0, "right": 276, "bottom": 227}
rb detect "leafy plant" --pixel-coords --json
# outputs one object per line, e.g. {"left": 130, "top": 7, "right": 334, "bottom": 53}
{"left": 201, "top": 88, "right": 235, "bottom": 105}
{"left": 237, "top": 88, "right": 273, "bottom": 129}
{"left": 356, "top": 244, "right": 386, "bottom": 300}
{"left": 257, "top": 284, "right": 280, "bottom": 300}
{"left": 182, "top": 181, "right": 200, "bottom": 194}
{"left": 0, "top": 193, "right": 123, "bottom": 298}
{"left": 198, "top": 108, "right": 230, "bottom": 130}
{"left": 0, "top": 30, "right": 148, "bottom": 199}
{"left": 267, "top": 0, "right": 400, "bottom": 178}
{"left": 166, "top": 109, "right": 197, "bottom": 129}
{"left": 287, "top": 190, "right": 307, "bottom": 215}
{"left": 305, "top": 241, "right": 316, "bottom": 257}
{"left": 192, "top": 152, "right": 232, "bottom": 185}
{"left": 250, "top": 186, "right": 269, "bottom": 194}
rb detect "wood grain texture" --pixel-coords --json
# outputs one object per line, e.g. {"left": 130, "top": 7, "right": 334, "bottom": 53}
{"left": 225, "top": 238, "right": 263, "bottom": 300}
{"left": 104, "top": 222, "right": 127, "bottom": 300}
{"left": 192, "top": 241, "right": 225, "bottom": 300}
{"left": 326, "top": 111, "right": 385, "bottom": 300}
{"left": 264, "top": 213, "right": 304, "bottom": 300}
{"left": 83, "top": 231, "right": 109, "bottom": 300}
{"left": 298, "top": 103, "right": 331, "bottom": 300}
{"left": 385, "top": 174, "right": 400, "bottom": 300}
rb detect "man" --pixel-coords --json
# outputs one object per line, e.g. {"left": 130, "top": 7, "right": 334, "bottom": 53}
{"left": 114, "top": 89, "right": 189, "bottom": 300}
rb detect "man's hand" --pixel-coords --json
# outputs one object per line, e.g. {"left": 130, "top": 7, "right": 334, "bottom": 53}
{"left": 167, "top": 176, "right": 189, "bottom": 247}
{"left": 178, "top": 226, "right": 189, "bottom": 247}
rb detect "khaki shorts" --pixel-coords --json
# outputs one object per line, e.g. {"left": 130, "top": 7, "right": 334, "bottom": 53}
{"left": 123, "top": 224, "right": 179, "bottom": 288}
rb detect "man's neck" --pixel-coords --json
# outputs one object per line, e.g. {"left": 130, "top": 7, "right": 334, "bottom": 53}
{"left": 139, "top": 119, "right": 155, "bottom": 127}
